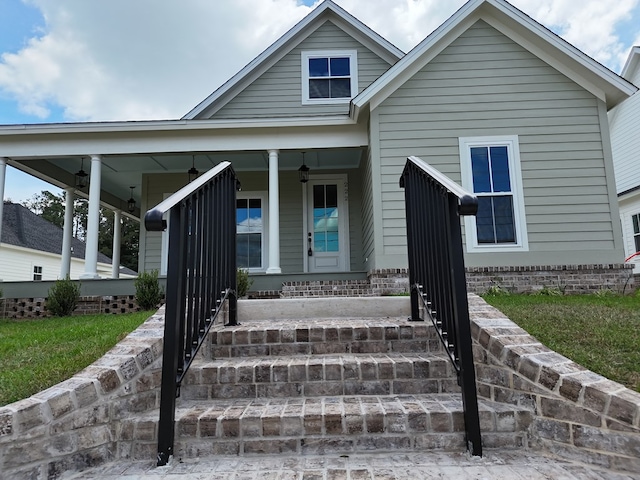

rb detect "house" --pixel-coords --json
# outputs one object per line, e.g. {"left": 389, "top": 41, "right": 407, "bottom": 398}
{"left": 609, "top": 46, "right": 640, "bottom": 273}
{"left": 0, "top": 0, "right": 636, "bottom": 293}
{"left": 0, "top": 201, "right": 136, "bottom": 281}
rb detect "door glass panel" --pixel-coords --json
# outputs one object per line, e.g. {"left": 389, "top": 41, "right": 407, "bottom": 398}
{"left": 237, "top": 198, "right": 262, "bottom": 268}
{"left": 313, "top": 184, "right": 339, "bottom": 253}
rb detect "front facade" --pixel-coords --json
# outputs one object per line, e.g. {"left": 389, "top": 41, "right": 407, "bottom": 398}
{"left": 610, "top": 46, "right": 640, "bottom": 272}
{"left": 0, "top": 0, "right": 636, "bottom": 293}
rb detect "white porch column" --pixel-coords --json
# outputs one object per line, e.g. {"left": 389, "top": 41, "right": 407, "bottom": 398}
{"left": 0, "top": 158, "right": 6, "bottom": 257}
{"left": 111, "top": 210, "right": 122, "bottom": 279}
{"left": 60, "top": 187, "right": 74, "bottom": 279}
{"left": 266, "top": 149, "right": 281, "bottom": 274}
{"left": 81, "top": 154, "right": 102, "bottom": 279}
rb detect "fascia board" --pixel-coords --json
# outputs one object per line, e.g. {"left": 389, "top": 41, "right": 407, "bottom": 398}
{"left": 621, "top": 46, "right": 640, "bottom": 81}
{"left": 480, "top": 1, "right": 637, "bottom": 108}
{"left": 0, "top": 115, "right": 358, "bottom": 137}
{"left": 183, "top": 1, "right": 403, "bottom": 120}
{"left": 353, "top": 0, "right": 636, "bottom": 118}
{"left": 352, "top": 0, "right": 481, "bottom": 116}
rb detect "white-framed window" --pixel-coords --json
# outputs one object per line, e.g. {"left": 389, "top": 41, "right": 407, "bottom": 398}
{"left": 459, "top": 136, "right": 528, "bottom": 253}
{"left": 33, "top": 265, "right": 43, "bottom": 281}
{"left": 236, "top": 192, "right": 268, "bottom": 272}
{"left": 301, "top": 50, "right": 358, "bottom": 105}
{"left": 632, "top": 213, "right": 640, "bottom": 253}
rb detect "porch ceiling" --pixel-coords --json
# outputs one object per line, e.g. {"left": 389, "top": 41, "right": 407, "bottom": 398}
{"left": 9, "top": 147, "right": 364, "bottom": 215}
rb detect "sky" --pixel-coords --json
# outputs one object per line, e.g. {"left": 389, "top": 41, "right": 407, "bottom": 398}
{"left": 1, "top": 0, "right": 639, "bottom": 205}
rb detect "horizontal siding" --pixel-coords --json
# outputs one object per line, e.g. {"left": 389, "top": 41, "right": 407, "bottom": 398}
{"left": 376, "top": 20, "right": 615, "bottom": 266}
{"left": 610, "top": 89, "right": 640, "bottom": 192}
{"left": 214, "top": 21, "right": 393, "bottom": 119}
{"left": 361, "top": 147, "right": 375, "bottom": 266}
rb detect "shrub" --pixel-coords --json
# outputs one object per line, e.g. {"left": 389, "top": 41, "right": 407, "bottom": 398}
{"left": 47, "top": 277, "right": 81, "bottom": 317}
{"left": 135, "top": 270, "right": 163, "bottom": 310}
{"left": 236, "top": 268, "right": 253, "bottom": 298}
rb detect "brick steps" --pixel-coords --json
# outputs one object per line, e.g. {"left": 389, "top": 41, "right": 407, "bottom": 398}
{"left": 206, "top": 316, "right": 443, "bottom": 358}
{"left": 182, "top": 352, "right": 460, "bottom": 400}
{"left": 123, "top": 394, "right": 533, "bottom": 458}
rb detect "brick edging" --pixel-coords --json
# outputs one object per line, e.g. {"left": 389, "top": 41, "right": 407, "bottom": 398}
{"left": 468, "top": 294, "right": 640, "bottom": 472}
{"left": 0, "top": 308, "right": 166, "bottom": 478}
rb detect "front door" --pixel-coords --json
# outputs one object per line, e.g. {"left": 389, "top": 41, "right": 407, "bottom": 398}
{"left": 307, "top": 176, "right": 350, "bottom": 272}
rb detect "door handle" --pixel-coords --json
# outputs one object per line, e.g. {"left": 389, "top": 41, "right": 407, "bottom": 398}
{"left": 307, "top": 232, "right": 313, "bottom": 256}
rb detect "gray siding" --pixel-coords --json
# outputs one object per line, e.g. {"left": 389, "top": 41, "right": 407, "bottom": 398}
{"left": 375, "top": 20, "right": 621, "bottom": 268}
{"left": 213, "top": 21, "right": 393, "bottom": 119}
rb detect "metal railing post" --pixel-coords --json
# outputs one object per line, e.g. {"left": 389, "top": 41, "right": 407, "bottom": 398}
{"left": 400, "top": 155, "right": 482, "bottom": 457}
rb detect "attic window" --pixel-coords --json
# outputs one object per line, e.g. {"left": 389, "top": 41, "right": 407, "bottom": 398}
{"left": 302, "top": 50, "right": 358, "bottom": 105}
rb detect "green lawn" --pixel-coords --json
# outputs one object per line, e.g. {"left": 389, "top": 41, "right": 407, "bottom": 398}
{"left": 482, "top": 293, "right": 640, "bottom": 392}
{"left": 0, "top": 311, "right": 152, "bottom": 406}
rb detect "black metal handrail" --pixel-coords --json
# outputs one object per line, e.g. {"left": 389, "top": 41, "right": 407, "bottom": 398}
{"left": 399, "top": 155, "right": 482, "bottom": 456}
{"left": 145, "top": 161, "right": 240, "bottom": 466}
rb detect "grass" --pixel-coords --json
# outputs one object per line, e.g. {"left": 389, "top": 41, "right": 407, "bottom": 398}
{"left": 482, "top": 292, "right": 640, "bottom": 392}
{"left": 0, "top": 311, "right": 152, "bottom": 406}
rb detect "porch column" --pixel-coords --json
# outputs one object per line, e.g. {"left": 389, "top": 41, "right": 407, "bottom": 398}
{"left": 0, "top": 158, "right": 6, "bottom": 258}
{"left": 81, "top": 154, "right": 102, "bottom": 279}
{"left": 60, "top": 187, "right": 74, "bottom": 279}
{"left": 266, "top": 149, "right": 281, "bottom": 274}
{"left": 111, "top": 210, "right": 122, "bottom": 279}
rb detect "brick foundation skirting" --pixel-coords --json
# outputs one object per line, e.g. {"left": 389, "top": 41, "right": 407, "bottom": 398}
{"left": 465, "top": 263, "right": 635, "bottom": 294}
{"left": 280, "top": 264, "right": 634, "bottom": 298}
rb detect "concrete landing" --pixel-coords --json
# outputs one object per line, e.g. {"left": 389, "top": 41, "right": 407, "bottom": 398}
{"left": 61, "top": 450, "right": 640, "bottom": 479}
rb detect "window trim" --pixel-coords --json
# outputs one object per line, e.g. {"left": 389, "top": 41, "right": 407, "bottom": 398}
{"left": 459, "top": 135, "right": 529, "bottom": 253}
{"left": 236, "top": 191, "right": 269, "bottom": 273}
{"left": 632, "top": 212, "right": 640, "bottom": 253}
{"left": 33, "top": 265, "right": 43, "bottom": 281}
{"left": 301, "top": 50, "right": 358, "bottom": 105}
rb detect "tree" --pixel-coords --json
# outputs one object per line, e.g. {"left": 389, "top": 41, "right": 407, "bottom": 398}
{"left": 22, "top": 191, "right": 140, "bottom": 272}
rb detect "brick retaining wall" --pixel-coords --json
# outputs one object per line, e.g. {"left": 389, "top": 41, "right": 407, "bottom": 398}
{"left": 0, "top": 295, "right": 161, "bottom": 319}
{"left": 469, "top": 294, "right": 640, "bottom": 471}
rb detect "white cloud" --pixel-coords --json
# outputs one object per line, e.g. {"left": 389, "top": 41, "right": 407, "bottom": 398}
{"left": 0, "top": 0, "right": 638, "bottom": 123}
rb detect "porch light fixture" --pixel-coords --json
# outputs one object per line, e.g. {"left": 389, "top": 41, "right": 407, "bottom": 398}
{"left": 75, "top": 158, "right": 88, "bottom": 189}
{"left": 298, "top": 151, "right": 310, "bottom": 183}
{"left": 127, "top": 186, "right": 136, "bottom": 213}
{"left": 188, "top": 155, "right": 199, "bottom": 182}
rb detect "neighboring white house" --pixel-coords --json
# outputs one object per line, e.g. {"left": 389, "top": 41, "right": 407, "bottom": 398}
{"left": 610, "top": 46, "right": 640, "bottom": 272}
{"left": 0, "top": 0, "right": 637, "bottom": 291}
{"left": 0, "top": 202, "right": 136, "bottom": 281}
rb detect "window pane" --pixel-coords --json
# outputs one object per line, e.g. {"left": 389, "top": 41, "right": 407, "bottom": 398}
{"left": 309, "top": 57, "right": 329, "bottom": 77}
{"left": 309, "top": 79, "right": 330, "bottom": 98}
{"left": 329, "top": 78, "right": 351, "bottom": 98}
{"left": 492, "top": 196, "right": 516, "bottom": 242}
{"left": 314, "top": 231, "right": 326, "bottom": 252}
{"left": 326, "top": 184, "right": 337, "bottom": 208}
{"left": 475, "top": 197, "right": 495, "bottom": 243}
{"left": 471, "top": 147, "right": 491, "bottom": 193}
{"left": 490, "top": 146, "right": 511, "bottom": 192}
{"left": 330, "top": 57, "right": 350, "bottom": 76}
{"left": 633, "top": 214, "right": 640, "bottom": 234}
{"left": 635, "top": 235, "right": 640, "bottom": 253}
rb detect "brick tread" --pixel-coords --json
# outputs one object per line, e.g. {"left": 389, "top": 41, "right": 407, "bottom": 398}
{"left": 183, "top": 352, "right": 460, "bottom": 399}
{"left": 124, "top": 394, "right": 533, "bottom": 457}
{"left": 209, "top": 317, "right": 442, "bottom": 357}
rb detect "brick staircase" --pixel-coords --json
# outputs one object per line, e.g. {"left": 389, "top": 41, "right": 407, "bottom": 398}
{"left": 125, "top": 298, "right": 534, "bottom": 458}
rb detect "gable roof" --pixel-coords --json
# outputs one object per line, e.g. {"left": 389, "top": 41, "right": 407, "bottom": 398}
{"left": 183, "top": 0, "right": 404, "bottom": 120}
{"left": 1, "top": 202, "right": 136, "bottom": 275}
{"left": 352, "top": 0, "right": 638, "bottom": 119}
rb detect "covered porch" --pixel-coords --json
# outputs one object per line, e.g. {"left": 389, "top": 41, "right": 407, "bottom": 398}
{"left": 0, "top": 117, "right": 372, "bottom": 284}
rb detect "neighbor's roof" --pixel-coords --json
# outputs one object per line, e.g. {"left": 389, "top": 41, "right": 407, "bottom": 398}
{"left": 351, "top": 0, "right": 637, "bottom": 119}
{"left": 1, "top": 202, "right": 136, "bottom": 275}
